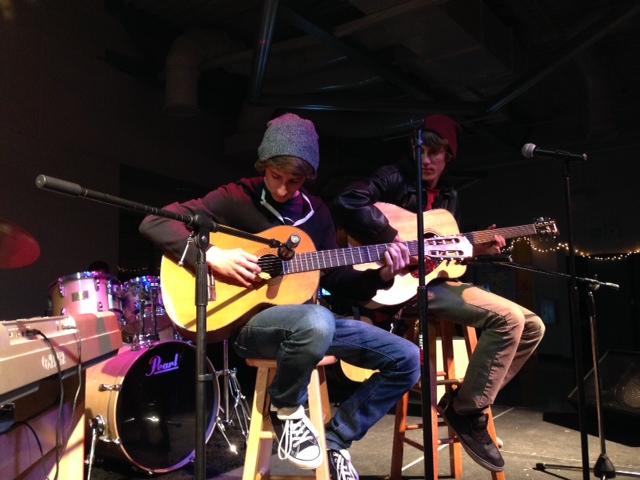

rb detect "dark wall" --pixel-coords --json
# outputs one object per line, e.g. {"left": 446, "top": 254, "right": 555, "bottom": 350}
{"left": 0, "top": 1, "right": 229, "bottom": 319}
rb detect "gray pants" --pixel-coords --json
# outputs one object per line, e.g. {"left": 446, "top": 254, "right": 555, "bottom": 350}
{"left": 426, "top": 280, "right": 545, "bottom": 414}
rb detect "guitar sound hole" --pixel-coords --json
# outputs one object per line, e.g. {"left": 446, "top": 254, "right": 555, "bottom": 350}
{"left": 258, "top": 255, "right": 283, "bottom": 278}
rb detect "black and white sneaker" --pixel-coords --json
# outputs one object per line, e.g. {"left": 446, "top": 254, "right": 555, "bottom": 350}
{"left": 328, "top": 449, "right": 359, "bottom": 480}
{"left": 271, "top": 405, "right": 322, "bottom": 469}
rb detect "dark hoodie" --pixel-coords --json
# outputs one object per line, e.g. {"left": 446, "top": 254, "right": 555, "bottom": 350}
{"left": 330, "top": 159, "right": 459, "bottom": 245}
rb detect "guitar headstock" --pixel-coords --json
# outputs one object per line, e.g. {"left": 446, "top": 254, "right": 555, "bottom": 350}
{"left": 534, "top": 218, "right": 559, "bottom": 237}
{"left": 424, "top": 236, "right": 473, "bottom": 260}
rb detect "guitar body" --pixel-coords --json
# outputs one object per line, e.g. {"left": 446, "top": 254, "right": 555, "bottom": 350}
{"left": 351, "top": 204, "right": 467, "bottom": 308}
{"left": 160, "top": 225, "right": 320, "bottom": 341}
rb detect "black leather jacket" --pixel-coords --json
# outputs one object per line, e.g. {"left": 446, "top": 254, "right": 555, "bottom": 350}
{"left": 331, "top": 162, "right": 459, "bottom": 244}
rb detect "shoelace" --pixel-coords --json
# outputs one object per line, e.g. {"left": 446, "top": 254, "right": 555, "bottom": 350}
{"left": 277, "top": 418, "right": 316, "bottom": 461}
{"left": 330, "top": 451, "right": 358, "bottom": 480}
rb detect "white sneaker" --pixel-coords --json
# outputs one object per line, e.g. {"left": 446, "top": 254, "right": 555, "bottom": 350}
{"left": 271, "top": 405, "right": 322, "bottom": 469}
{"left": 328, "top": 449, "right": 359, "bottom": 480}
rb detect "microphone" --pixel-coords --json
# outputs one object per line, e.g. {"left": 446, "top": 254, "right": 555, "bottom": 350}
{"left": 35, "top": 174, "right": 86, "bottom": 196}
{"left": 278, "top": 234, "right": 301, "bottom": 260}
{"left": 521, "top": 143, "right": 587, "bottom": 162}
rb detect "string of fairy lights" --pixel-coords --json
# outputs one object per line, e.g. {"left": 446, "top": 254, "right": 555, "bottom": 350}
{"left": 505, "top": 237, "right": 640, "bottom": 262}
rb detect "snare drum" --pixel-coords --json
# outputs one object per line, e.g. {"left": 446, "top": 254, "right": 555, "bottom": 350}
{"left": 118, "top": 276, "right": 174, "bottom": 342}
{"left": 85, "top": 340, "right": 219, "bottom": 473}
{"left": 49, "top": 271, "right": 120, "bottom": 316}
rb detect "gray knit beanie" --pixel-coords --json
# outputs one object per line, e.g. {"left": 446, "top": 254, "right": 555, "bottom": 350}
{"left": 257, "top": 113, "right": 320, "bottom": 173}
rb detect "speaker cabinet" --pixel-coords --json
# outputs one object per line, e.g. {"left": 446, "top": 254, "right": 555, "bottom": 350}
{"left": 569, "top": 349, "right": 640, "bottom": 417}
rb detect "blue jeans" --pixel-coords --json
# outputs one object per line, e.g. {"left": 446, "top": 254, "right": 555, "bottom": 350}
{"left": 234, "top": 304, "right": 421, "bottom": 450}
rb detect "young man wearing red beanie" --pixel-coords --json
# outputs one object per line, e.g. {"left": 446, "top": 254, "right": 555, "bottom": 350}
{"left": 331, "top": 114, "right": 546, "bottom": 472}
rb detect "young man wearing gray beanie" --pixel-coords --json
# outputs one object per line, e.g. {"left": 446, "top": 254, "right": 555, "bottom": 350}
{"left": 140, "top": 113, "right": 420, "bottom": 480}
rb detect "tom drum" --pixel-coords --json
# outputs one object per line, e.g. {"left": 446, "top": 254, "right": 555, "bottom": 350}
{"left": 49, "top": 271, "right": 119, "bottom": 316}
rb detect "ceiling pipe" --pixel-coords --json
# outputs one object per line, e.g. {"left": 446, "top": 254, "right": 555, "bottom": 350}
{"left": 164, "top": 29, "right": 242, "bottom": 116}
{"left": 278, "top": 5, "right": 431, "bottom": 101}
{"left": 248, "top": 0, "right": 280, "bottom": 100}
{"left": 252, "top": 95, "right": 478, "bottom": 115}
{"left": 202, "top": 0, "right": 449, "bottom": 70}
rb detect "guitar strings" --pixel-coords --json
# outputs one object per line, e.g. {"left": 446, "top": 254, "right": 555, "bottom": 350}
{"left": 252, "top": 219, "right": 554, "bottom": 271}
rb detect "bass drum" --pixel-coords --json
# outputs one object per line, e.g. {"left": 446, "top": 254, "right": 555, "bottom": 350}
{"left": 85, "top": 341, "right": 219, "bottom": 473}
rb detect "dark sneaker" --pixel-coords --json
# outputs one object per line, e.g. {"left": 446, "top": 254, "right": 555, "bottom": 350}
{"left": 328, "top": 449, "right": 359, "bottom": 480}
{"left": 438, "top": 391, "right": 505, "bottom": 472}
{"left": 271, "top": 405, "right": 322, "bottom": 469}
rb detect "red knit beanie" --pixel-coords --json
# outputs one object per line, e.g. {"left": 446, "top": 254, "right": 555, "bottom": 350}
{"left": 423, "top": 114, "right": 460, "bottom": 159}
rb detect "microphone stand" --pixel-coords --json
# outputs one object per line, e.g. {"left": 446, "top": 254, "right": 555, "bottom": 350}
{"left": 413, "top": 129, "right": 434, "bottom": 480}
{"left": 561, "top": 156, "right": 591, "bottom": 480}
{"left": 518, "top": 147, "right": 592, "bottom": 477}
{"left": 476, "top": 259, "right": 637, "bottom": 479}
{"left": 34, "top": 175, "right": 287, "bottom": 480}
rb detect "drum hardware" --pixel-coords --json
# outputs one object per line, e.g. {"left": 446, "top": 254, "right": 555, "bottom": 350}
{"left": 214, "top": 339, "right": 251, "bottom": 454}
{"left": 97, "top": 383, "right": 121, "bottom": 392}
{"left": 86, "top": 415, "right": 105, "bottom": 480}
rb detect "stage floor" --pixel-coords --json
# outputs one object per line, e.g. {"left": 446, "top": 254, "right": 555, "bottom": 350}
{"left": 91, "top": 404, "right": 640, "bottom": 480}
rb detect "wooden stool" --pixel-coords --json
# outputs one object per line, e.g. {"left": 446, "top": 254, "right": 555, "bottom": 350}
{"left": 243, "top": 356, "right": 337, "bottom": 480}
{"left": 390, "top": 320, "right": 506, "bottom": 480}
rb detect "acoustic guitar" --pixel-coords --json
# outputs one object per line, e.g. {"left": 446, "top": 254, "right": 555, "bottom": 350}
{"left": 160, "top": 224, "right": 473, "bottom": 341}
{"left": 349, "top": 203, "right": 559, "bottom": 309}
{"left": 339, "top": 204, "right": 558, "bottom": 382}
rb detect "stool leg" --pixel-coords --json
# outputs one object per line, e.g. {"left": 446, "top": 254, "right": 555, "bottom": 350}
{"left": 243, "top": 366, "right": 276, "bottom": 480}
{"left": 487, "top": 410, "right": 506, "bottom": 480}
{"left": 317, "top": 365, "right": 332, "bottom": 425}
{"left": 440, "top": 322, "right": 463, "bottom": 479}
{"left": 307, "top": 367, "right": 330, "bottom": 480}
{"left": 427, "top": 322, "right": 440, "bottom": 480}
{"left": 389, "top": 392, "right": 409, "bottom": 480}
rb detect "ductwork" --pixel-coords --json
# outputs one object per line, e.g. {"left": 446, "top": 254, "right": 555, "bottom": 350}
{"left": 164, "top": 29, "right": 243, "bottom": 116}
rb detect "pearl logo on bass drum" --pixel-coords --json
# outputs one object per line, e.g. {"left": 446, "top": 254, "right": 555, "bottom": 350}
{"left": 146, "top": 353, "right": 180, "bottom": 376}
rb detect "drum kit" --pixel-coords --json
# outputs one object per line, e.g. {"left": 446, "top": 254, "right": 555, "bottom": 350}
{"left": 1, "top": 218, "right": 250, "bottom": 476}
{"left": 48, "top": 272, "right": 175, "bottom": 345}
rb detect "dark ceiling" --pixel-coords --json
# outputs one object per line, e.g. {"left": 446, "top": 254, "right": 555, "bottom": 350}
{"left": 103, "top": 0, "right": 640, "bottom": 173}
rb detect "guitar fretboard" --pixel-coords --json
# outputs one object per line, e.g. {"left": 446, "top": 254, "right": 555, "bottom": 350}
{"left": 279, "top": 223, "right": 543, "bottom": 275}
{"left": 280, "top": 237, "right": 465, "bottom": 275}
{"left": 282, "top": 244, "right": 390, "bottom": 274}
{"left": 464, "top": 224, "right": 538, "bottom": 244}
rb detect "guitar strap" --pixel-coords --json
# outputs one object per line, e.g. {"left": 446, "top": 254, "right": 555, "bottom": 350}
{"left": 260, "top": 186, "right": 315, "bottom": 226}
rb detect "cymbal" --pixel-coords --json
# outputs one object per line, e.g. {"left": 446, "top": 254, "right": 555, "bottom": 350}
{"left": 0, "top": 218, "right": 40, "bottom": 269}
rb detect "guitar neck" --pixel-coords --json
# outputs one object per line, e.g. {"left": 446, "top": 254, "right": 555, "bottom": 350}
{"left": 464, "top": 224, "right": 539, "bottom": 244}
{"left": 283, "top": 244, "right": 390, "bottom": 274}
{"left": 280, "top": 223, "right": 540, "bottom": 275}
